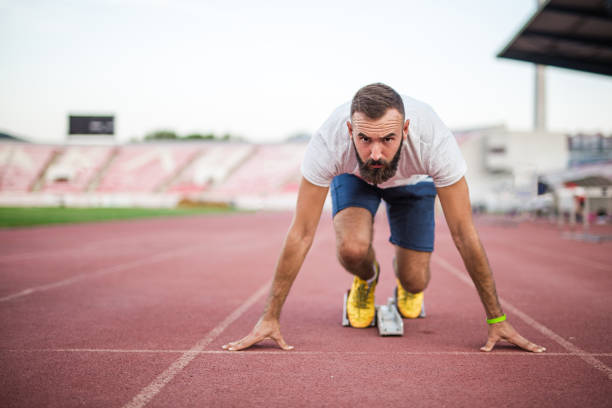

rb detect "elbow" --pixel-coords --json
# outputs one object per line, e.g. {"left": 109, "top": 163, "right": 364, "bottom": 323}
{"left": 449, "top": 223, "right": 478, "bottom": 253}
{"left": 286, "top": 224, "right": 316, "bottom": 251}
{"left": 450, "top": 232, "right": 465, "bottom": 253}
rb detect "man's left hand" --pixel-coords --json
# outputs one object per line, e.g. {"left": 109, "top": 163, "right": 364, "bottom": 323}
{"left": 480, "top": 320, "right": 546, "bottom": 353}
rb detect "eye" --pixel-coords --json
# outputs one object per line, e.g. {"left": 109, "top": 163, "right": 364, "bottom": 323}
{"left": 359, "top": 135, "right": 370, "bottom": 143}
{"left": 383, "top": 137, "right": 393, "bottom": 143}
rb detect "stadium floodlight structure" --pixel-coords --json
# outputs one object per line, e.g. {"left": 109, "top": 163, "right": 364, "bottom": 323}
{"left": 498, "top": 0, "right": 612, "bottom": 131}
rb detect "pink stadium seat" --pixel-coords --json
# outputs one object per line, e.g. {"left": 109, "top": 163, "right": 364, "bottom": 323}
{"left": 167, "top": 144, "right": 254, "bottom": 193}
{"left": 96, "top": 145, "right": 200, "bottom": 192}
{"left": 210, "top": 144, "right": 307, "bottom": 196}
{"left": 41, "top": 146, "right": 116, "bottom": 193}
{"left": 0, "top": 144, "right": 57, "bottom": 192}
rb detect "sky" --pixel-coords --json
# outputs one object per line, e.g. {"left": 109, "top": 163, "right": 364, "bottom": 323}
{"left": 1, "top": 0, "right": 612, "bottom": 144}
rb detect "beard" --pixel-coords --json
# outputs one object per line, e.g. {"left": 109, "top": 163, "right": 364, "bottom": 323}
{"left": 352, "top": 138, "right": 402, "bottom": 185}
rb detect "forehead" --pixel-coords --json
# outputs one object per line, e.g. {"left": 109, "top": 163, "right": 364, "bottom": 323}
{"left": 351, "top": 109, "right": 404, "bottom": 135}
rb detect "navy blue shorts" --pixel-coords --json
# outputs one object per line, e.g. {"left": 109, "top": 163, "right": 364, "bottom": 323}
{"left": 330, "top": 173, "right": 437, "bottom": 252}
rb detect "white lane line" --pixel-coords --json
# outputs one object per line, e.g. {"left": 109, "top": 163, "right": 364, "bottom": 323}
{"left": 503, "top": 240, "right": 610, "bottom": 272}
{"left": 5, "top": 348, "right": 612, "bottom": 357}
{"left": 122, "top": 281, "right": 270, "bottom": 408}
{"left": 0, "top": 235, "right": 157, "bottom": 262}
{"left": 433, "top": 255, "right": 612, "bottom": 381}
{"left": 0, "top": 244, "right": 202, "bottom": 302}
{"left": 0, "top": 232, "right": 196, "bottom": 263}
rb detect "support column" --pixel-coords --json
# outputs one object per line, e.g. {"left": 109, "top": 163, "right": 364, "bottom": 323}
{"left": 534, "top": 0, "right": 547, "bottom": 132}
{"left": 534, "top": 64, "right": 546, "bottom": 132}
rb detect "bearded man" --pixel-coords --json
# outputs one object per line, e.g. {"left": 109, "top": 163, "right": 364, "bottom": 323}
{"left": 223, "top": 83, "right": 545, "bottom": 353}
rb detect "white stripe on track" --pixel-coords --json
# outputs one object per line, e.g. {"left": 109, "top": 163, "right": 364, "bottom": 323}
{"left": 432, "top": 255, "right": 612, "bottom": 381}
{"left": 121, "top": 281, "right": 270, "bottom": 408}
{"left": 6, "top": 348, "right": 612, "bottom": 357}
{"left": 0, "top": 231, "right": 207, "bottom": 263}
{"left": 506, "top": 241, "right": 610, "bottom": 271}
{"left": 0, "top": 234, "right": 168, "bottom": 262}
{"left": 0, "top": 244, "right": 203, "bottom": 302}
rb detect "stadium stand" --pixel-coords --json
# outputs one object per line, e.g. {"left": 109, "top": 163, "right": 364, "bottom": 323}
{"left": 0, "top": 142, "right": 310, "bottom": 209}
{"left": 209, "top": 143, "right": 307, "bottom": 197}
{"left": 0, "top": 143, "right": 57, "bottom": 192}
{"left": 167, "top": 143, "right": 255, "bottom": 193}
{"left": 40, "top": 146, "right": 116, "bottom": 193}
{"left": 95, "top": 144, "right": 199, "bottom": 192}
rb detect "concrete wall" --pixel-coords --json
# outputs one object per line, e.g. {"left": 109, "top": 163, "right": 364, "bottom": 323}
{"left": 458, "top": 129, "right": 568, "bottom": 212}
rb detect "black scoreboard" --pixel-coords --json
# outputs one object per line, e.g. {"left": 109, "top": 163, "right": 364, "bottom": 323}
{"left": 69, "top": 115, "right": 114, "bottom": 135}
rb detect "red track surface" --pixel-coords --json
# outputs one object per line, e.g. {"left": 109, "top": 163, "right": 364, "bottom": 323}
{"left": 1, "top": 212, "right": 611, "bottom": 407}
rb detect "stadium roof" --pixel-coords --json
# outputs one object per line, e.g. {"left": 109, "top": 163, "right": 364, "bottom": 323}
{"left": 541, "top": 162, "right": 612, "bottom": 187}
{"left": 0, "top": 132, "right": 28, "bottom": 142}
{"left": 498, "top": 0, "right": 612, "bottom": 76}
{"left": 565, "top": 175, "right": 612, "bottom": 187}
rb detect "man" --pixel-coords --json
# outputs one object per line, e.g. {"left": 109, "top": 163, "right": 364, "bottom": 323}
{"left": 223, "top": 83, "right": 545, "bottom": 353}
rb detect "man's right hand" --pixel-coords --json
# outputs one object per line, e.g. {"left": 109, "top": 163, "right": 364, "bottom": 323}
{"left": 222, "top": 318, "right": 294, "bottom": 351}
{"left": 222, "top": 179, "right": 327, "bottom": 352}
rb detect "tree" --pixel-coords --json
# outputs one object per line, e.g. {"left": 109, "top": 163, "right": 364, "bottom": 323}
{"left": 144, "top": 130, "right": 177, "bottom": 140}
{"left": 184, "top": 133, "right": 215, "bottom": 140}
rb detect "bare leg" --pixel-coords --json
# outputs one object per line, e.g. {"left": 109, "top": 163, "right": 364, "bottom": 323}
{"left": 333, "top": 207, "right": 376, "bottom": 280}
{"left": 394, "top": 245, "right": 432, "bottom": 293}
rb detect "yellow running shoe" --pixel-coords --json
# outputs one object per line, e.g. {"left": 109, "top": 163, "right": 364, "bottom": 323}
{"left": 395, "top": 279, "right": 424, "bottom": 319}
{"left": 346, "top": 262, "right": 379, "bottom": 328}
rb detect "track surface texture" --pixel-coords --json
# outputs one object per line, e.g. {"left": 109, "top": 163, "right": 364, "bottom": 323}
{"left": 1, "top": 211, "right": 611, "bottom": 407}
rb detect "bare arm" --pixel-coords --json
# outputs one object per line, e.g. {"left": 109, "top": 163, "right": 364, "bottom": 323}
{"left": 223, "top": 177, "right": 328, "bottom": 351}
{"left": 437, "top": 177, "right": 545, "bottom": 353}
{"left": 437, "top": 177, "right": 502, "bottom": 319}
{"left": 262, "top": 177, "right": 329, "bottom": 320}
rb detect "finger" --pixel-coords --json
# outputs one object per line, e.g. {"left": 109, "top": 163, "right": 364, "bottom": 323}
{"left": 480, "top": 337, "right": 497, "bottom": 352}
{"left": 222, "top": 341, "right": 239, "bottom": 350}
{"left": 224, "top": 334, "right": 262, "bottom": 351}
{"left": 507, "top": 333, "right": 546, "bottom": 353}
{"left": 222, "top": 338, "right": 246, "bottom": 350}
{"left": 225, "top": 341, "right": 250, "bottom": 351}
{"left": 271, "top": 333, "right": 294, "bottom": 351}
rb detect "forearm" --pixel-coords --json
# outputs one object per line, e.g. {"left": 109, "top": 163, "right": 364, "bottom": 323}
{"left": 262, "top": 227, "right": 313, "bottom": 320}
{"left": 453, "top": 227, "right": 503, "bottom": 319}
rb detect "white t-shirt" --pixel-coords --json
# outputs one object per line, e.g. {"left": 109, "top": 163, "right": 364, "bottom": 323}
{"left": 301, "top": 95, "right": 467, "bottom": 189}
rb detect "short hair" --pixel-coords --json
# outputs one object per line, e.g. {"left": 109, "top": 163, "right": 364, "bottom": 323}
{"left": 350, "top": 83, "right": 404, "bottom": 120}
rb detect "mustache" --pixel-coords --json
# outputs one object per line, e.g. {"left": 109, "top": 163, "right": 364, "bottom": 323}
{"left": 364, "top": 159, "right": 386, "bottom": 167}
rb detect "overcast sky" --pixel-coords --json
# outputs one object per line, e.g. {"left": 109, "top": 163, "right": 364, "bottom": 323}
{"left": 1, "top": 0, "right": 612, "bottom": 144}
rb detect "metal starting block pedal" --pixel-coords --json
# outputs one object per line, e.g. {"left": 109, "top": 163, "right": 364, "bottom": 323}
{"left": 419, "top": 300, "right": 426, "bottom": 318}
{"left": 376, "top": 297, "right": 404, "bottom": 336}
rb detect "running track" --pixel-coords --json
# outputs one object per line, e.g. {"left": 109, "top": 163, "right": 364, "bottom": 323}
{"left": 1, "top": 211, "right": 611, "bottom": 407}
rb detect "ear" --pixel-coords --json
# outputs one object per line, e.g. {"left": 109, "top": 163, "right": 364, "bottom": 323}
{"left": 346, "top": 121, "right": 353, "bottom": 138}
{"left": 403, "top": 119, "right": 410, "bottom": 140}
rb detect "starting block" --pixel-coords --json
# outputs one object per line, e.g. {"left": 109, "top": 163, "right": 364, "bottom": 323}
{"left": 342, "top": 292, "right": 410, "bottom": 336}
{"left": 376, "top": 297, "right": 404, "bottom": 336}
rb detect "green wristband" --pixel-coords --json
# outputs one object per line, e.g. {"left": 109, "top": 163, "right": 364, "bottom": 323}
{"left": 487, "top": 314, "right": 506, "bottom": 324}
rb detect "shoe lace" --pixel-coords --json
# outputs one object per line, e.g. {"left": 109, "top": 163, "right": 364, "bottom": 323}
{"left": 400, "top": 289, "right": 416, "bottom": 304}
{"left": 353, "top": 282, "right": 372, "bottom": 309}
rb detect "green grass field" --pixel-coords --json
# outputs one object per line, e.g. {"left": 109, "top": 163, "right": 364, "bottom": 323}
{"left": 0, "top": 206, "right": 237, "bottom": 228}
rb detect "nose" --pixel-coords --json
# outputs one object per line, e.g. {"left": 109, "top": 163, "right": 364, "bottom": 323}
{"left": 370, "top": 143, "right": 382, "bottom": 161}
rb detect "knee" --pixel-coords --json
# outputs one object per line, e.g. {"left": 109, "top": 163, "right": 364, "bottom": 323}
{"left": 400, "top": 280, "right": 428, "bottom": 293}
{"left": 397, "top": 265, "right": 430, "bottom": 293}
{"left": 337, "top": 240, "right": 370, "bottom": 268}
